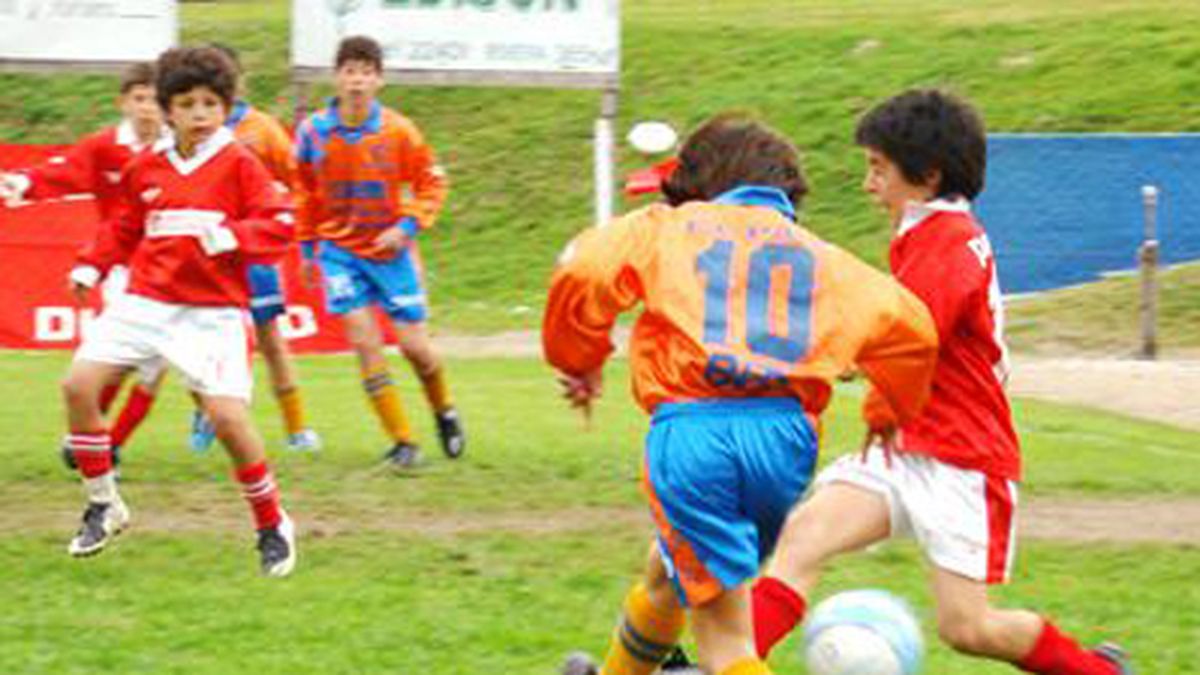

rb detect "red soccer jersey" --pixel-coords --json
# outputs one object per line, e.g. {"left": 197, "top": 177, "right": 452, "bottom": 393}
{"left": 23, "top": 121, "right": 160, "bottom": 221}
{"left": 80, "top": 128, "right": 294, "bottom": 308}
{"left": 865, "top": 199, "right": 1021, "bottom": 480}
{"left": 543, "top": 188, "right": 939, "bottom": 426}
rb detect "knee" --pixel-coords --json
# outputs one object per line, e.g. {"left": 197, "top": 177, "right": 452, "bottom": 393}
{"left": 205, "top": 404, "right": 248, "bottom": 439}
{"left": 399, "top": 341, "right": 437, "bottom": 372}
{"left": 937, "top": 614, "right": 989, "bottom": 655}
{"left": 773, "top": 508, "right": 832, "bottom": 570}
{"left": 60, "top": 374, "right": 91, "bottom": 407}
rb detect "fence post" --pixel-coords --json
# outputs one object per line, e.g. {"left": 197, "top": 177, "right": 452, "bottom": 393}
{"left": 1138, "top": 185, "right": 1159, "bottom": 360}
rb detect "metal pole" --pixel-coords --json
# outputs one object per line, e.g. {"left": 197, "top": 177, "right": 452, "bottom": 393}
{"left": 1138, "top": 185, "right": 1160, "bottom": 360}
{"left": 594, "top": 87, "right": 618, "bottom": 227}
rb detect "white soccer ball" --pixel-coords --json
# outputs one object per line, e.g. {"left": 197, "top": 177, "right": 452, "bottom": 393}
{"left": 803, "top": 590, "right": 924, "bottom": 675}
{"left": 627, "top": 120, "right": 678, "bottom": 155}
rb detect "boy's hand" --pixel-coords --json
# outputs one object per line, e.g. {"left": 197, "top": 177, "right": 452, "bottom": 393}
{"left": 558, "top": 369, "right": 603, "bottom": 426}
{"left": 67, "top": 265, "right": 100, "bottom": 305}
{"left": 373, "top": 227, "right": 409, "bottom": 255}
{"left": 0, "top": 172, "right": 31, "bottom": 207}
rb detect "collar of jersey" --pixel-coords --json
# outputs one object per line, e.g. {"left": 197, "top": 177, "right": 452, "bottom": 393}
{"left": 713, "top": 185, "right": 797, "bottom": 221}
{"left": 897, "top": 196, "right": 971, "bottom": 237}
{"left": 116, "top": 119, "right": 170, "bottom": 152}
{"left": 225, "top": 100, "right": 251, "bottom": 129}
{"left": 326, "top": 98, "right": 383, "bottom": 138}
{"left": 158, "top": 126, "right": 236, "bottom": 176}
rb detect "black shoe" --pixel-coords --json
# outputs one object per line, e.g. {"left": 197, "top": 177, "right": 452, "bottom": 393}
{"left": 1093, "top": 643, "right": 1133, "bottom": 674}
{"left": 660, "top": 646, "right": 697, "bottom": 671}
{"left": 67, "top": 498, "right": 130, "bottom": 557}
{"left": 560, "top": 652, "right": 599, "bottom": 675}
{"left": 383, "top": 442, "right": 422, "bottom": 469}
{"left": 435, "top": 408, "right": 465, "bottom": 459}
{"left": 256, "top": 511, "right": 296, "bottom": 578}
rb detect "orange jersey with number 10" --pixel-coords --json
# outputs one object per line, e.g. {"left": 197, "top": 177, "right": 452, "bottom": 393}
{"left": 543, "top": 189, "right": 939, "bottom": 429}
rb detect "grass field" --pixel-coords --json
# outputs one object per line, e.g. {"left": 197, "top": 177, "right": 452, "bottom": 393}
{"left": 2, "top": 0, "right": 1200, "bottom": 342}
{"left": 2, "top": 352, "right": 1199, "bottom": 672}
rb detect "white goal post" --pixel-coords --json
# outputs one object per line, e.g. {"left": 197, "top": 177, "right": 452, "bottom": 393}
{"left": 290, "top": 0, "right": 622, "bottom": 226}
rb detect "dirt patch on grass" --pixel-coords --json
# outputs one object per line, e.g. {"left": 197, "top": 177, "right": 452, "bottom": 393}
{"left": 5, "top": 483, "right": 1198, "bottom": 545}
{"left": 1009, "top": 358, "right": 1200, "bottom": 431}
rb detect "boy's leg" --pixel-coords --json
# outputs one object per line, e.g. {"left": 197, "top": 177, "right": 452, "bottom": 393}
{"left": 393, "top": 320, "right": 464, "bottom": 459}
{"left": 930, "top": 568, "right": 1126, "bottom": 674}
{"left": 592, "top": 542, "right": 688, "bottom": 675}
{"left": 342, "top": 307, "right": 417, "bottom": 464}
{"left": 200, "top": 393, "right": 296, "bottom": 578}
{"left": 691, "top": 585, "right": 773, "bottom": 675}
{"left": 255, "top": 321, "right": 320, "bottom": 451}
{"left": 753, "top": 481, "right": 891, "bottom": 658}
{"left": 62, "top": 360, "right": 132, "bottom": 556}
{"left": 109, "top": 367, "right": 167, "bottom": 460}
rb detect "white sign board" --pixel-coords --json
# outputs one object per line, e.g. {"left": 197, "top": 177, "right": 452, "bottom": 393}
{"left": 292, "top": 0, "right": 620, "bottom": 88}
{"left": 0, "top": 0, "right": 176, "bottom": 66}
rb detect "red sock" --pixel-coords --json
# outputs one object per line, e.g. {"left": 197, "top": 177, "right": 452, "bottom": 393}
{"left": 111, "top": 386, "right": 156, "bottom": 448}
{"left": 235, "top": 462, "right": 282, "bottom": 530}
{"left": 1018, "top": 621, "right": 1119, "bottom": 674}
{"left": 98, "top": 383, "right": 121, "bottom": 414}
{"left": 70, "top": 431, "right": 112, "bottom": 478}
{"left": 752, "top": 576, "right": 807, "bottom": 658}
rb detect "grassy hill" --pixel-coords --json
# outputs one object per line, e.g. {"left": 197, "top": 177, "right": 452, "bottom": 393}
{"left": 2, "top": 0, "right": 1199, "bottom": 339}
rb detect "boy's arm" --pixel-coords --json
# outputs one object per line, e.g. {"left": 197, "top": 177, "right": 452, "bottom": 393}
{"left": 219, "top": 154, "right": 295, "bottom": 265}
{"left": 394, "top": 123, "right": 448, "bottom": 237}
{"left": 292, "top": 120, "right": 325, "bottom": 259}
{"left": 542, "top": 212, "right": 655, "bottom": 377}
{"left": 260, "top": 115, "right": 301, "bottom": 193}
{"left": 14, "top": 132, "right": 105, "bottom": 201}
{"left": 74, "top": 168, "right": 146, "bottom": 284}
{"left": 839, "top": 254, "right": 940, "bottom": 431}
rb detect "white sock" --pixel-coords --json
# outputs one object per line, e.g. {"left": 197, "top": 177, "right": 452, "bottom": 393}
{"left": 83, "top": 473, "right": 119, "bottom": 505}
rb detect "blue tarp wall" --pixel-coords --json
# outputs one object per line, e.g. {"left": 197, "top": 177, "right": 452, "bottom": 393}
{"left": 975, "top": 134, "right": 1200, "bottom": 294}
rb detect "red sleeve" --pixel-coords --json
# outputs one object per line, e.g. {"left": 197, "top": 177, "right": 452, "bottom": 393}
{"left": 25, "top": 131, "right": 106, "bottom": 199}
{"left": 225, "top": 153, "right": 295, "bottom": 265}
{"left": 893, "top": 226, "right": 986, "bottom": 339}
{"left": 78, "top": 164, "right": 145, "bottom": 273}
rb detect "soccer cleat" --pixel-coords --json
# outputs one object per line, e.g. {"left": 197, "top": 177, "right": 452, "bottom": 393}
{"left": 659, "top": 646, "right": 700, "bottom": 672}
{"left": 1093, "top": 643, "right": 1133, "bottom": 675}
{"left": 286, "top": 428, "right": 322, "bottom": 452}
{"left": 189, "top": 410, "right": 217, "bottom": 453}
{"left": 560, "top": 652, "right": 599, "bottom": 675}
{"left": 67, "top": 498, "right": 130, "bottom": 557}
{"left": 435, "top": 408, "right": 466, "bottom": 459}
{"left": 383, "top": 442, "right": 422, "bottom": 470}
{"left": 257, "top": 511, "right": 297, "bottom": 578}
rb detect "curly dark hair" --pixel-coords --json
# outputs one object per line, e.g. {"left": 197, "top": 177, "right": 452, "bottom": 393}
{"left": 854, "top": 89, "right": 987, "bottom": 200}
{"left": 155, "top": 46, "right": 237, "bottom": 111}
{"left": 336, "top": 35, "right": 383, "bottom": 71}
{"left": 662, "top": 114, "right": 809, "bottom": 210}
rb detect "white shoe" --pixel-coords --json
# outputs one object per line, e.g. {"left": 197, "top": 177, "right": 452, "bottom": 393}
{"left": 256, "top": 511, "right": 296, "bottom": 578}
{"left": 68, "top": 498, "right": 130, "bottom": 557}
{"left": 286, "top": 428, "right": 322, "bottom": 452}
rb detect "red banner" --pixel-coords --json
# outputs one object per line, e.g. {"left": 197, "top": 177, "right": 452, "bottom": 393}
{"left": 0, "top": 144, "right": 370, "bottom": 353}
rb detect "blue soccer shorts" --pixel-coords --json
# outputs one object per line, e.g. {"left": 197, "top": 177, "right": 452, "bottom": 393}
{"left": 316, "top": 242, "right": 428, "bottom": 323}
{"left": 642, "top": 397, "right": 818, "bottom": 607}
{"left": 247, "top": 264, "right": 286, "bottom": 326}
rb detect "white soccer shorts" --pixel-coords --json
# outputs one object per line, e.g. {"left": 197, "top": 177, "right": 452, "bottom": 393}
{"left": 75, "top": 293, "right": 253, "bottom": 401}
{"left": 815, "top": 445, "right": 1018, "bottom": 584}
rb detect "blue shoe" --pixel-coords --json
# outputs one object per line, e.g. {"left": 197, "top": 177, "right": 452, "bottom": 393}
{"left": 286, "top": 428, "right": 322, "bottom": 452}
{"left": 189, "top": 410, "right": 217, "bottom": 453}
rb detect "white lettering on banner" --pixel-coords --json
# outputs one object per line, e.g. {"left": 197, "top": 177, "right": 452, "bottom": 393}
{"left": 277, "top": 306, "right": 318, "bottom": 340}
{"left": 34, "top": 306, "right": 97, "bottom": 342}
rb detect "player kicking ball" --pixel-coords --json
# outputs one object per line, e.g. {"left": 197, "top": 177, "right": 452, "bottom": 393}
{"left": 547, "top": 114, "right": 940, "bottom": 675}
{"left": 61, "top": 46, "right": 298, "bottom": 577}
{"left": 748, "top": 90, "right": 1132, "bottom": 673}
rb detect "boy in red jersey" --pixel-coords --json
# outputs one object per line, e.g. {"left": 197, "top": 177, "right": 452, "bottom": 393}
{"left": 548, "top": 115, "right": 939, "bottom": 675}
{"left": 749, "top": 90, "right": 1131, "bottom": 673}
{"left": 61, "top": 46, "right": 298, "bottom": 577}
{"left": 0, "top": 63, "right": 171, "bottom": 469}
{"left": 179, "top": 43, "right": 321, "bottom": 454}
{"left": 294, "top": 35, "right": 462, "bottom": 468}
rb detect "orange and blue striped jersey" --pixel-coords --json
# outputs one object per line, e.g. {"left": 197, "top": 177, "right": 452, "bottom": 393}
{"left": 226, "top": 100, "right": 298, "bottom": 191}
{"left": 543, "top": 187, "right": 939, "bottom": 427}
{"left": 294, "top": 100, "right": 447, "bottom": 260}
